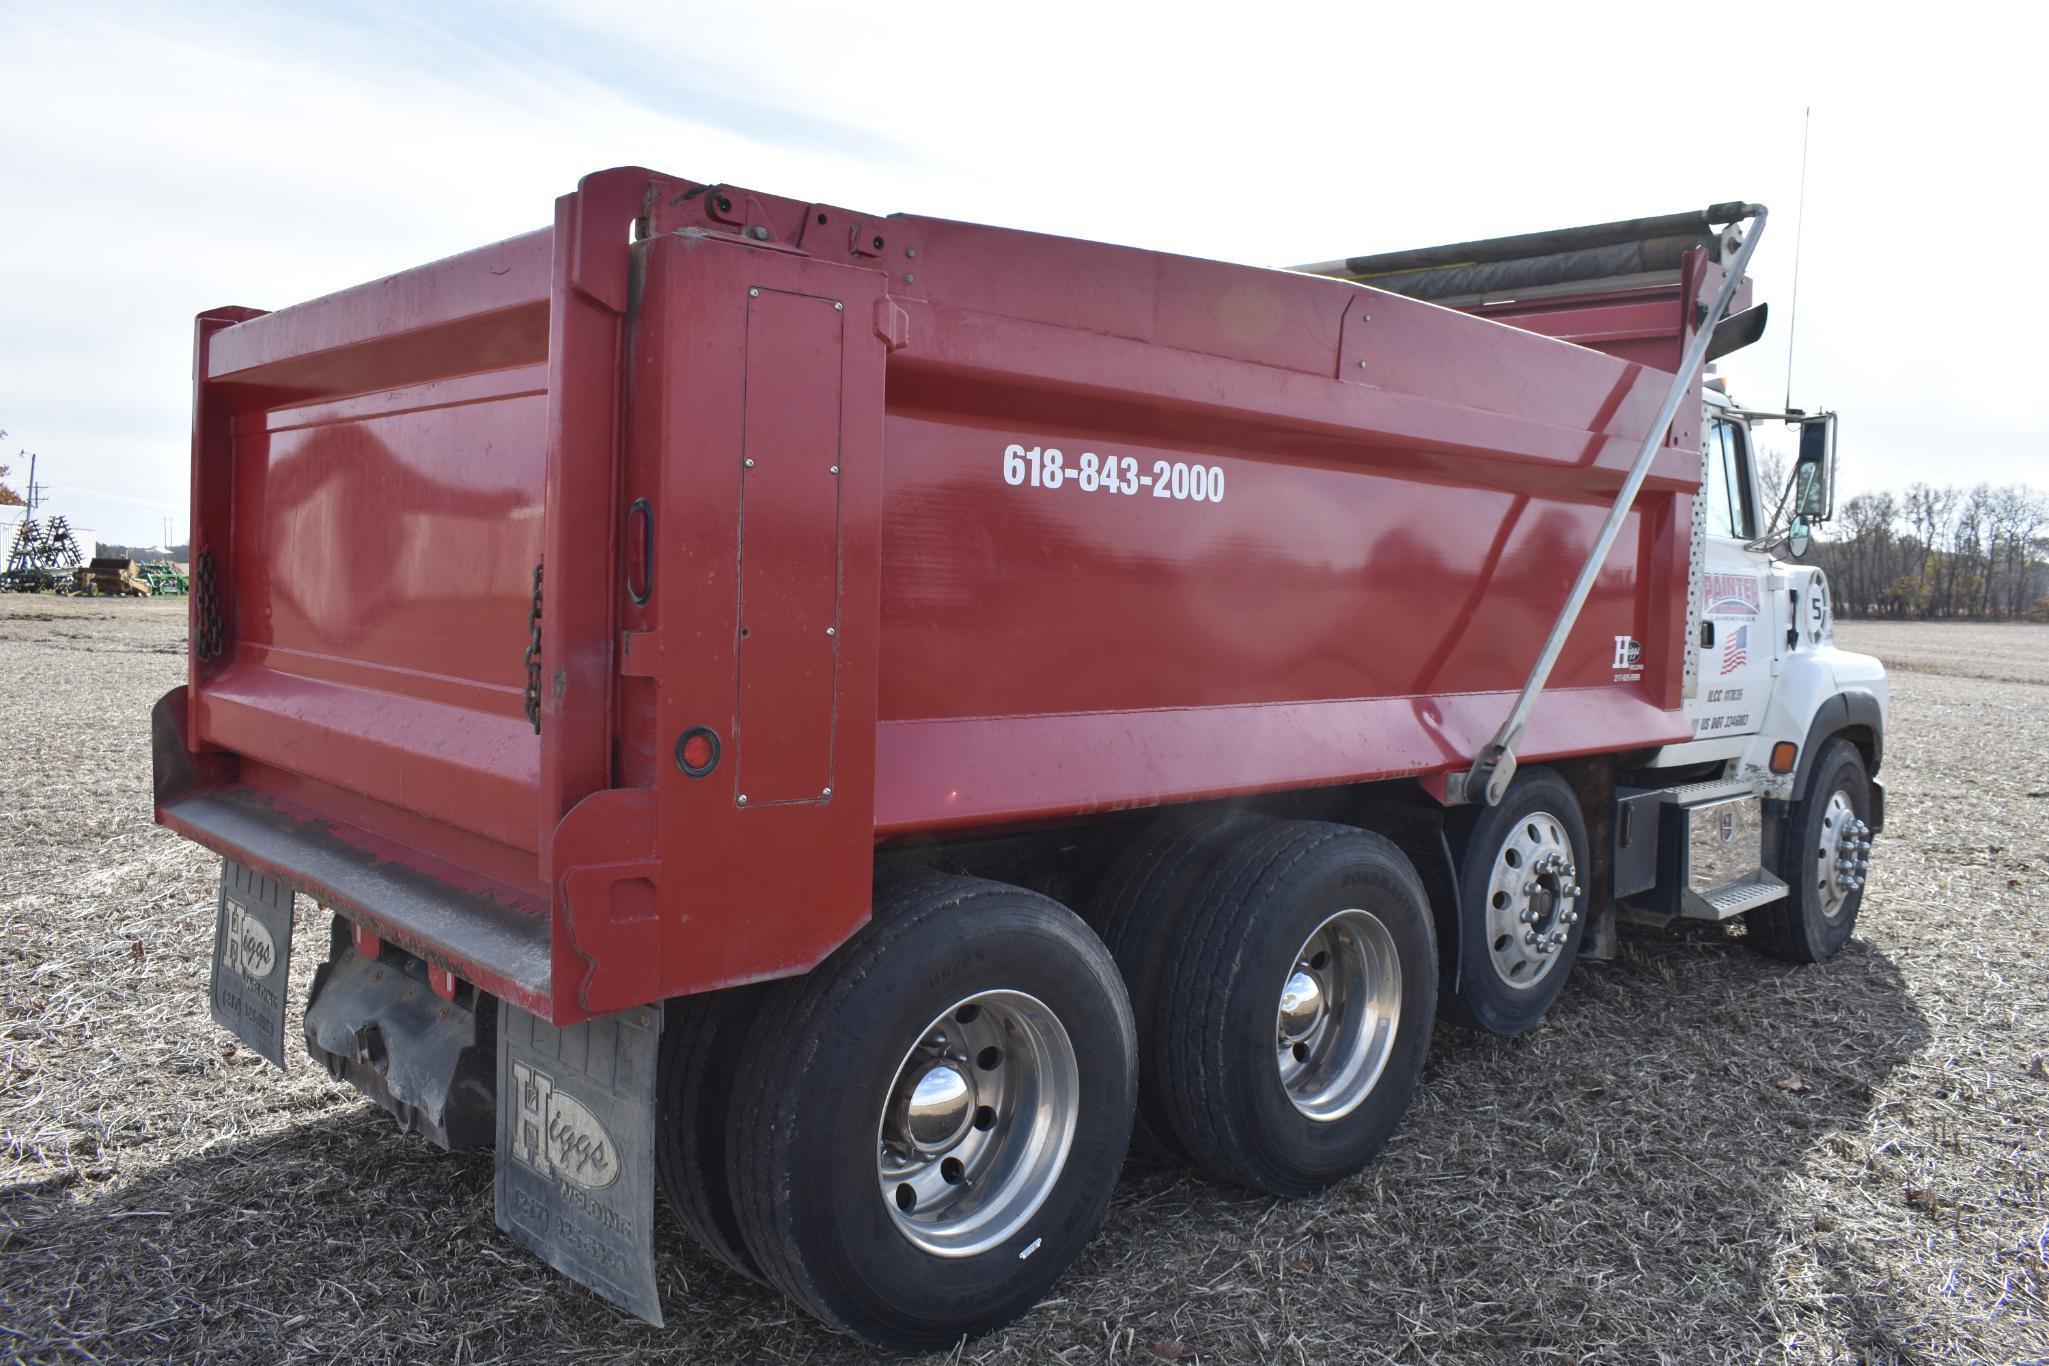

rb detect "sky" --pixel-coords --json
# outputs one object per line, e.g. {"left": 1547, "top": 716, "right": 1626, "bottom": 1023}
{"left": 2, "top": 0, "right": 2042, "bottom": 547}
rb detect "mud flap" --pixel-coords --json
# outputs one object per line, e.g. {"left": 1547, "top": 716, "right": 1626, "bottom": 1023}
{"left": 209, "top": 858, "right": 295, "bottom": 1068}
{"left": 495, "top": 1000, "right": 664, "bottom": 1325}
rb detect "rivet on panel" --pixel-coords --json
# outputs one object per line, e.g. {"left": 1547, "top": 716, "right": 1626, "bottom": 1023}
{"left": 738, "top": 794, "right": 749, "bottom": 806}
{"left": 830, "top": 465, "right": 840, "bottom": 475}
{"left": 744, "top": 458, "right": 755, "bottom": 468}
{"left": 825, "top": 626, "right": 837, "bottom": 637}
{"left": 749, "top": 287, "right": 760, "bottom": 297}
{"left": 834, "top": 301, "right": 844, "bottom": 311}
{"left": 822, "top": 787, "right": 833, "bottom": 798}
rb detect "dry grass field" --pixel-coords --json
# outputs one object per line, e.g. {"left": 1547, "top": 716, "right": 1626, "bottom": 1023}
{"left": 3, "top": 599, "right": 2045, "bottom": 1364}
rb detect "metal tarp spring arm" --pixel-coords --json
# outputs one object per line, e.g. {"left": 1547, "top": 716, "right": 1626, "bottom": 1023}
{"left": 1447, "top": 203, "right": 1768, "bottom": 808}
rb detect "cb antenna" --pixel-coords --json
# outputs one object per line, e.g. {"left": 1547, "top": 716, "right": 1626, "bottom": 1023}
{"left": 1783, "top": 106, "right": 1811, "bottom": 414}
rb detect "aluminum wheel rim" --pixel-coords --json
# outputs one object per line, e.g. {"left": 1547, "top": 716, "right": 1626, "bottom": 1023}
{"left": 1274, "top": 909, "right": 1401, "bottom": 1122}
{"left": 876, "top": 989, "right": 1078, "bottom": 1258}
{"left": 1815, "top": 789, "right": 1869, "bottom": 919}
{"left": 1483, "top": 810, "right": 1581, "bottom": 989}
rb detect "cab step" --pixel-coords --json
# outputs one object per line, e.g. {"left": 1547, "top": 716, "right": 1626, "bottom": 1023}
{"left": 1614, "top": 774, "right": 1788, "bottom": 922}
{"left": 1685, "top": 869, "right": 1789, "bottom": 920}
{"left": 1655, "top": 776, "right": 1759, "bottom": 806}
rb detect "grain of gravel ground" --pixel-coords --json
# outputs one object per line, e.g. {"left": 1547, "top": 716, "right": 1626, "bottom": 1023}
{"left": 2, "top": 599, "right": 2045, "bottom": 1364}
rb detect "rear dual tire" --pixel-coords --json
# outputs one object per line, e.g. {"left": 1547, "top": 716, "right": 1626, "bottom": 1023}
{"left": 724, "top": 873, "right": 1136, "bottom": 1351}
{"left": 1089, "top": 808, "right": 1269, "bottom": 1158}
{"left": 1156, "top": 821, "right": 1437, "bottom": 1198}
{"left": 669, "top": 819, "right": 1439, "bottom": 1342}
{"left": 656, "top": 983, "right": 768, "bottom": 1279}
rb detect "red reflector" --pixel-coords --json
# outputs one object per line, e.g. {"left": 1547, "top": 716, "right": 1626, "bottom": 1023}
{"left": 681, "top": 734, "right": 714, "bottom": 770}
{"left": 1770, "top": 741, "right": 1797, "bottom": 774}
{"left": 429, "top": 964, "right": 459, "bottom": 1001}
{"left": 351, "top": 923, "right": 383, "bottom": 960}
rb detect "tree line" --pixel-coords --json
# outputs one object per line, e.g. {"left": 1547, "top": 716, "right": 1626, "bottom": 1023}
{"left": 1803, "top": 483, "right": 2048, "bottom": 621}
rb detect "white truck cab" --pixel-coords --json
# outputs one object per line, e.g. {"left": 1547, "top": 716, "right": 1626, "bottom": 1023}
{"left": 1619, "top": 383, "right": 1887, "bottom": 940}
{"left": 1666, "top": 384, "right": 1888, "bottom": 792}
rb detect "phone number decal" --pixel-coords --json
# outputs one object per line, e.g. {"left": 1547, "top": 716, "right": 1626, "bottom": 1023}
{"left": 1002, "top": 443, "right": 1224, "bottom": 503}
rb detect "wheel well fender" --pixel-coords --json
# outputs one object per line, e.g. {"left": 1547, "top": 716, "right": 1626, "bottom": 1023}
{"left": 1350, "top": 791, "right": 1464, "bottom": 1000}
{"left": 1791, "top": 688, "right": 1884, "bottom": 802}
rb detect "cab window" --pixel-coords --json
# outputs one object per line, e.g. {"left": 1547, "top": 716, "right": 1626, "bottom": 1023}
{"left": 1704, "top": 418, "right": 1757, "bottom": 540}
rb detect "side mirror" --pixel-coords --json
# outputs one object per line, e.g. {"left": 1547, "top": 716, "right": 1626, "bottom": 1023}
{"left": 1793, "top": 412, "right": 1836, "bottom": 521}
{"left": 1786, "top": 514, "right": 1811, "bottom": 559}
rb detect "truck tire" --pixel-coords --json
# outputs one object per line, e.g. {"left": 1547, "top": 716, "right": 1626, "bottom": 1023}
{"left": 656, "top": 983, "right": 769, "bottom": 1280}
{"left": 1443, "top": 767, "right": 1591, "bottom": 1036}
{"left": 726, "top": 872, "right": 1136, "bottom": 1350}
{"left": 1089, "top": 808, "right": 1268, "bottom": 1160}
{"left": 1750, "top": 738, "right": 1872, "bottom": 963}
{"left": 1156, "top": 821, "right": 1436, "bottom": 1198}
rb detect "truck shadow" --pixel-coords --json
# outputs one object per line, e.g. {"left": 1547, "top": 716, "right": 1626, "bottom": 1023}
{"left": 2, "top": 924, "right": 1928, "bottom": 1363}
{"left": 1104, "top": 919, "right": 1933, "bottom": 1362}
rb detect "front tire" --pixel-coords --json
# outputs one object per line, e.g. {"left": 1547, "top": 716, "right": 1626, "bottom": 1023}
{"left": 1750, "top": 738, "right": 1872, "bottom": 962}
{"left": 726, "top": 872, "right": 1136, "bottom": 1350}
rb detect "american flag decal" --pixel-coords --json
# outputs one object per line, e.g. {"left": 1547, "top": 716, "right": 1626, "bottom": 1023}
{"left": 1720, "top": 624, "right": 1749, "bottom": 674}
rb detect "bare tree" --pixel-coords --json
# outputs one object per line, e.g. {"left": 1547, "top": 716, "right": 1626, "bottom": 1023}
{"left": 1993, "top": 486, "right": 2046, "bottom": 618}
{"left": 1812, "top": 481, "right": 2049, "bottom": 621}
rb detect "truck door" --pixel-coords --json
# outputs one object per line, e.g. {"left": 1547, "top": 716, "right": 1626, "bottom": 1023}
{"left": 1688, "top": 412, "right": 1777, "bottom": 738}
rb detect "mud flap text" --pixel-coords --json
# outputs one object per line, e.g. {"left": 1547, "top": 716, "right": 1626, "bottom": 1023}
{"left": 495, "top": 1000, "right": 663, "bottom": 1325}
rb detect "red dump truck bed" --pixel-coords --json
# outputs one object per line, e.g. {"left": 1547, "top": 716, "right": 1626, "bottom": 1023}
{"left": 156, "top": 167, "right": 1729, "bottom": 1026}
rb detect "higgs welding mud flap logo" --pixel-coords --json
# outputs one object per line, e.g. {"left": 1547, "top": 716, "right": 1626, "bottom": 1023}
{"left": 510, "top": 1061, "right": 619, "bottom": 1191}
{"left": 223, "top": 899, "right": 277, "bottom": 982}
{"left": 209, "top": 861, "right": 295, "bottom": 1069}
{"left": 495, "top": 1001, "right": 664, "bottom": 1324}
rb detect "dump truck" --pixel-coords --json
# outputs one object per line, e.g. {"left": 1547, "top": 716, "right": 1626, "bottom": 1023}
{"left": 154, "top": 169, "right": 1884, "bottom": 1350}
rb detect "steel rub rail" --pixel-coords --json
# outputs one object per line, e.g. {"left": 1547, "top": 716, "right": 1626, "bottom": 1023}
{"left": 1449, "top": 203, "right": 1768, "bottom": 808}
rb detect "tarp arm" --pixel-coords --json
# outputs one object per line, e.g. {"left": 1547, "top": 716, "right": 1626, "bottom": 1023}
{"left": 1447, "top": 204, "right": 1768, "bottom": 807}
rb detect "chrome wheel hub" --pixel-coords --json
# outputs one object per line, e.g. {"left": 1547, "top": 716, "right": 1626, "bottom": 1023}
{"left": 876, "top": 990, "right": 1078, "bottom": 1257}
{"left": 1274, "top": 909, "right": 1401, "bottom": 1122}
{"left": 1815, "top": 791, "right": 1871, "bottom": 918}
{"left": 901, "top": 1062, "right": 973, "bottom": 1152}
{"left": 1278, "top": 970, "right": 1326, "bottom": 1044}
{"left": 1483, "top": 811, "right": 1582, "bottom": 989}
